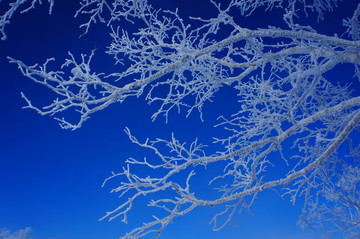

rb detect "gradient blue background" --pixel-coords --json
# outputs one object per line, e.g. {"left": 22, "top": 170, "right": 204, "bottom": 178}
{"left": 0, "top": 0, "right": 357, "bottom": 238}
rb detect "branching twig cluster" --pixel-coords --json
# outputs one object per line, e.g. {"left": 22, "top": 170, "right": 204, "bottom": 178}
{"left": 2, "top": 0, "right": 360, "bottom": 238}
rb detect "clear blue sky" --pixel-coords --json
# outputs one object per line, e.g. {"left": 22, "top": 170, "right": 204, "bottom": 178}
{"left": 0, "top": 0, "right": 357, "bottom": 238}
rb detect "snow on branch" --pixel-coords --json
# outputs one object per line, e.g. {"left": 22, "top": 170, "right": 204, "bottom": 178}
{"left": 0, "top": 227, "right": 32, "bottom": 239}
{"left": 6, "top": 0, "right": 360, "bottom": 238}
{"left": 298, "top": 164, "right": 360, "bottom": 238}
{"left": 100, "top": 101, "right": 360, "bottom": 238}
{"left": 75, "top": 0, "right": 149, "bottom": 34}
{"left": 0, "top": 0, "right": 54, "bottom": 40}
{"left": 9, "top": 26, "right": 360, "bottom": 129}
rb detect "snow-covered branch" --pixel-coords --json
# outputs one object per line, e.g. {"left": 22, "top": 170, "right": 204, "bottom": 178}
{"left": 0, "top": 0, "right": 54, "bottom": 40}
{"left": 5, "top": 0, "right": 360, "bottom": 238}
{"left": 9, "top": 26, "right": 360, "bottom": 129}
{"left": 100, "top": 101, "right": 360, "bottom": 238}
{"left": 0, "top": 227, "right": 32, "bottom": 239}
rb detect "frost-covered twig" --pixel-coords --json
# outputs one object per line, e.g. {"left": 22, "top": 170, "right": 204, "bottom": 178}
{"left": 0, "top": 0, "right": 54, "bottom": 40}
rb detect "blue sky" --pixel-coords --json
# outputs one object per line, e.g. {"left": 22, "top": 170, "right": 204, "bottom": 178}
{"left": 0, "top": 0, "right": 357, "bottom": 238}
